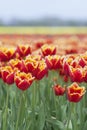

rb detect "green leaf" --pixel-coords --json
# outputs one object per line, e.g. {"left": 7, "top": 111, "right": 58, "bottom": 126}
{"left": 46, "top": 117, "right": 65, "bottom": 130}
{"left": 83, "top": 120, "right": 87, "bottom": 130}
{"left": 36, "top": 102, "right": 45, "bottom": 130}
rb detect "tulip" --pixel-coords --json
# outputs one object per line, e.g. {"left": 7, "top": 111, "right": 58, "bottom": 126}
{"left": 0, "top": 47, "right": 15, "bottom": 61}
{"left": 63, "top": 57, "right": 74, "bottom": 75}
{"left": 53, "top": 84, "right": 65, "bottom": 96}
{"left": 25, "top": 57, "right": 39, "bottom": 73}
{"left": 1, "top": 66, "right": 14, "bottom": 84}
{"left": 32, "top": 60, "right": 48, "bottom": 80}
{"left": 67, "top": 82, "right": 86, "bottom": 102}
{"left": 15, "top": 72, "right": 35, "bottom": 91}
{"left": 41, "top": 44, "right": 56, "bottom": 56}
{"left": 8, "top": 59, "right": 22, "bottom": 70}
{"left": 83, "top": 66, "right": 87, "bottom": 82}
{"left": 79, "top": 58, "right": 86, "bottom": 68}
{"left": 15, "top": 45, "right": 31, "bottom": 58}
{"left": 69, "top": 66, "right": 83, "bottom": 83}
{"left": 45, "top": 55, "right": 61, "bottom": 70}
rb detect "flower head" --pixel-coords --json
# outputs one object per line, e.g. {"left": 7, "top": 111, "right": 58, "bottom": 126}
{"left": 67, "top": 82, "right": 86, "bottom": 102}
{"left": 0, "top": 47, "right": 15, "bottom": 61}
{"left": 1, "top": 66, "right": 14, "bottom": 84}
{"left": 45, "top": 55, "right": 61, "bottom": 70}
{"left": 41, "top": 44, "right": 56, "bottom": 56}
{"left": 15, "top": 71, "right": 35, "bottom": 90}
{"left": 32, "top": 60, "right": 48, "bottom": 80}
{"left": 15, "top": 44, "right": 31, "bottom": 58}
{"left": 53, "top": 84, "right": 65, "bottom": 96}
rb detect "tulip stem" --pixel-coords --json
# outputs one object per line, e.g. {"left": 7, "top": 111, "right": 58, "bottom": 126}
{"left": 2, "top": 84, "right": 9, "bottom": 130}
{"left": 66, "top": 102, "right": 72, "bottom": 130}
{"left": 15, "top": 91, "right": 23, "bottom": 130}
{"left": 73, "top": 103, "right": 77, "bottom": 130}
{"left": 31, "top": 81, "right": 36, "bottom": 129}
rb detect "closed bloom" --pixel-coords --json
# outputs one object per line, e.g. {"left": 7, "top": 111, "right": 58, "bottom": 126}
{"left": 41, "top": 44, "right": 56, "bottom": 56}
{"left": 53, "top": 84, "right": 65, "bottom": 96}
{"left": 15, "top": 72, "right": 35, "bottom": 90}
{"left": 15, "top": 44, "right": 31, "bottom": 58}
{"left": 1, "top": 66, "right": 14, "bottom": 84}
{"left": 67, "top": 82, "right": 86, "bottom": 102}
{"left": 0, "top": 47, "right": 15, "bottom": 61}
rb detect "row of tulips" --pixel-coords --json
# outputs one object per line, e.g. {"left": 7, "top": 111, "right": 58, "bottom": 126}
{"left": 0, "top": 44, "right": 87, "bottom": 101}
{"left": 0, "top": 43, "right": 87, "bottom": 130}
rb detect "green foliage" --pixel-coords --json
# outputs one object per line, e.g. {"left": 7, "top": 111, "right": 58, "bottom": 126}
{"left": 0, "top": 72, "right": 87, "bottom": 130}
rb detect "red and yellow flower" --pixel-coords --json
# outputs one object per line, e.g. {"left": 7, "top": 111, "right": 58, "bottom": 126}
{"left": 67, "top": 82, "right": 86, "bottom": 102}
{"left": 53, "top": 84, "right": 65, "bottom": 96}
{"left": 15, "top": 71, "right": 35, "bottom": 90}
{"left": 69, "top": 66, "right": 83, "bottom": 82}
{"left": 15, "top": 44, "right": 31, "bottom": 58}
{"left": 32, "top": 60, "right": 48, "bottom": 80}
{"left": 41, "top": 44, "right": 56, "bottom": 56}
{"left": 1, "top": 66, "right": 14, "bottom": 84}
{"left": 0, "top": 47, "right": 15, "bottom": 61}
{"left": 25, "top": 57, "right": 39, "bottom": 73}
{"left": 45, "top": 55, "right": 61, "bottom": 70}
{"left": 8, "top": 59, "right": 22, "bottom": 70}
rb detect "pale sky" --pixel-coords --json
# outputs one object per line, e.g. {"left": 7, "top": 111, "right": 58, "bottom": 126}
{"left": 0, "top": 0, "right": 87, "bottom": 22}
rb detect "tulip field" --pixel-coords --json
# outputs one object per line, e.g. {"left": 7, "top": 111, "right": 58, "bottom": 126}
{"left": 0, "top": 27, "right": 87, "bottom": 130}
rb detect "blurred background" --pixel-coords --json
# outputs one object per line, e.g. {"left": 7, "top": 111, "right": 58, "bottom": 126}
{"left": 0, "top": 0, "right": 87, "bottom": 26}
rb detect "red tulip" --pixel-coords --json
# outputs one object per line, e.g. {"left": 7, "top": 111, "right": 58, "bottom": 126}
{"left": 8, "top": 59, "right": 22, "bottom": 70}
{"left": 15, "top": 72, "right": 35, "bottom": 91}
{"left": 45, "top": 55, "right": 61, "bottom": 70}
{"left": 83, "top": 66, "right": 87, "bottom": 82}
{"left": 32, "top": 60, "right": 48, "bottom": 80}
{"left": 67, "top": 82, "right": 86, "bottom": 102}
{"left": 25, "top": 57, "right": 39, "bottom": 73}
{"left": 0, "top": 47, "right": 15, "bottom": 61}
{"left": 79, "top": 58, "right": 86, "bottom": 67}
{"left": 53, "top": 84, "right": 65, "bottom": 96}
{"left": 69, "top": 66, "right": 83, "bottom": 83}
{"left": 1, "top": 66, "right": 14, "bottom": 84}
{"left": 15, "top": 45, "right": 31, "bottom": 58}
{"left": 41, "top": 44, "right": 56, "bottom": 56}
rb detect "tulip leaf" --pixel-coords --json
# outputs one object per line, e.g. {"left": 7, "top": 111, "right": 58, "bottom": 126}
{"left": 83, "top": 120, "right": 87, "bottom": 130}
{"left": 37, "top": 102, "right": 45, "bottom": 130}
{"left": 46, "top": 117, "right": 65, "bottom": 130}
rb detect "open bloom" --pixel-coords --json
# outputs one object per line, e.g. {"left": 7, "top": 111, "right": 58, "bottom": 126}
{"left": 15, "top": 72, "right": 35, "bottom": 90}
{"left": 32, "top": 60, "right": 48, "bottom": 80}
{"left": 41, "top": 44, "right": 56, "bottom": 56}
{"left": 53, "top": 84, "right": 65, "bottom": 96}
{"left": 15, "top": 44, "right": 31, "bottom": 58}
{"left": 0, "top": 47, "right": 15, "bottom": 61}
{"left": 1, "top": 66, "right": 14, "bottom": 84}
{"left": 69, "top": 66, "right": 83, "bottom": 83}
{"left": 67, "top": 82, "right": 86, "bottom": 102}
{"left": 25, "top": 57, "right": 39, "bottom": 73}
{"left": 45, "top": 55, "right": 61, "bottom": 70}
{"left": 8, "top": 59, "right": 22, "bottom": 70}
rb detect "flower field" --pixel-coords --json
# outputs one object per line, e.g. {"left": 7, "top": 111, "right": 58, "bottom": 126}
{"left": 0, "top": 27, "right": 87, "bottom": 130}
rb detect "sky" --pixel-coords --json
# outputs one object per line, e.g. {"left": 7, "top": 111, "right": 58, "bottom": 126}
{"left": 0, "top": 0, "right": 87, "bottom": 22}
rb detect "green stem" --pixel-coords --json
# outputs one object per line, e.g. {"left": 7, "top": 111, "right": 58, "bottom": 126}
{"left": 31, "top": 81, "right": 36, "bottom": 129}
{"left": 53, "top": 90, "right": 58, "bottom": 118}
{"left": 2, "top": 84, "right": 9, "bottom": 130}
{"left": 15, "top": 91, "right": 23, "bottom": 130}
{"left": 66, "top": 102, "right": 72, "bottom": 130}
